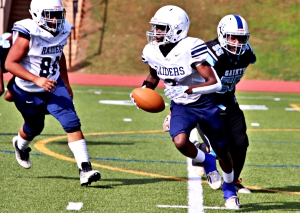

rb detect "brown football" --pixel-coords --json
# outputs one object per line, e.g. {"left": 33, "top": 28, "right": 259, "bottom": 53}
{"left": 131, "top": 87, "right": 165, "bottom": 113}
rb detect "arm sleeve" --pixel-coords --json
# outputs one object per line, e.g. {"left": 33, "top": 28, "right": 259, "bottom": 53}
{"left": 191, "top": 67, "right": 222, "bottom": 94}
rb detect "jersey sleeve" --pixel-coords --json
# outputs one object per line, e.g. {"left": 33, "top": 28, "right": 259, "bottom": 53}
{"left": 142, "top": 45, "right": 157, "bottom": 70}
{"left": 141, "top": 52, "right": 148, "bottom": 64}
{"left": 189, "top": 38, "right": 209, "bottom": 66}
{"left": 63, "top": 20, "right": 72, "bottom": 36}
{"left": 246, "top": 44, "right": 256, "bottom": 64}
{"left": 11, "top": 19, "right": 33, "bottom": 36}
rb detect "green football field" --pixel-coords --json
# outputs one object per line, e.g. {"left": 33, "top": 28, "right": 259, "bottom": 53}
{"left": 0, "top": 85, "right": 300, "bottom": 213}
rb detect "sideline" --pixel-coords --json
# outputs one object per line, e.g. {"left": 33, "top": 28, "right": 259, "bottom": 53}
{"left": 33, "top": 130, "right": 300, "bottom": 196}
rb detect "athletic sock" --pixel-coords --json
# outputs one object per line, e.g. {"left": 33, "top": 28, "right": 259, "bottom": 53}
{"left": 193, "top": 148, "right": 205, "bottom": 163}
{"left": 222, "top": 170, "right": 234, "bottom": 183}
{"left": 68, "top": 139, "right": 89, "bottom": 169}
{"left": 17, "top": 133, "right": 31, "bottom": 150}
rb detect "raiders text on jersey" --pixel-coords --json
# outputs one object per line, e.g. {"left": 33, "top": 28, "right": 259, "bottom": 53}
{"left": 41, "top": 45, "right": 64, "bottom": 55}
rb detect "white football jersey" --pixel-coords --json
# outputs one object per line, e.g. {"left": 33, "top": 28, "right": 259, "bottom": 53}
{"left": 12, "top": 19, "right": 71, "bottom": 92}
{"left": 142, "top": 37, "right": 209, "bottom": 104}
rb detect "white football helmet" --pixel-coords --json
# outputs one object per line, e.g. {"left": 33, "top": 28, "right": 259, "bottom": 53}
{"left": 217, "top": 14, "right": 250, "bottom": 55}
{"left": 146, "top": 5, "right": 190, "bottom": 45}
{"left": 29, "top": 0, "right": 66, "bottom": 33}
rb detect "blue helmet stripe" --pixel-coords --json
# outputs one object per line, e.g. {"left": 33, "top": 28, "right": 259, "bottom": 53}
{"left": 233, "top": 14, "right": 243, "bottom": 29}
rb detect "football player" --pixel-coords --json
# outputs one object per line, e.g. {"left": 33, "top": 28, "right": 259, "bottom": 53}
{"left": 131, "top": 5, "right": 240, "bottom": 209}
{"left": 191, "top": 14, "right": 256, "bottom": 194}
{"left": 5, "top": 0, "right": 101, "bottom": 186}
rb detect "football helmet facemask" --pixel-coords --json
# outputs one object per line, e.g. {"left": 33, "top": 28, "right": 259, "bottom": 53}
{"left": 146, "top": 5, "right": 190, "bottom": 45}
{"left": 29, "top": 0, "right": 66, "bottom": 33}
{"left": 217, "top": 14, "right": 250, "bottom": 55}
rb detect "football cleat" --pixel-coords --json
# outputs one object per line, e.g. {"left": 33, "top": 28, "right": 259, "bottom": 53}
{"left": 225, "top": 196, "right": 240, "bottom": 210}
{"left": 203, "top": 153, "right": 222, "bottom": 190}
{"left": 235, "top": 178, "right": 251, "bottom": 194}
{"left": 192, "top": 162, "right": 205, "bottom": 177}
{"left": 206, "top": 170, "right": 222, "bottom": 190}
{"left": 79, "top": 162, "right": 101, "bottom": 186}
{"left": 12, "top": 136, "right": 31, "bottom": 169}
{"left": 222, "top": 181, "right": 238, "bottom": 200}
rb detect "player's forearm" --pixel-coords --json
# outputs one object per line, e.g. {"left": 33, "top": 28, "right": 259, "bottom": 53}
{"left": 189, "top": 80, "right": 221, "bottom": 94}
{"left": 143, "top": 67, "right": 160, "bottom": 89}
{"left": 59, "top": 53, "right": 70, "bottom": 86}
{"left": 5, "top": 61, "right": 38, "bottom": 83}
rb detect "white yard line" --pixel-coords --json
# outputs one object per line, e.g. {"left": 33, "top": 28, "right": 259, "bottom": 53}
{"left": 157, "top": 158, "right": 227, "bottom": 211}
{"left": 187, "top": 158, "right": 204, "bottom": 213}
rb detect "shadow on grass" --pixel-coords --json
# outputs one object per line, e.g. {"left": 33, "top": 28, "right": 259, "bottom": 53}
{"left": 243, "top": 185, "right": 300, "bottom": 195}
{"left": 50, "top": 140, "right": 135, "bottom": 146}
{"left": 37, "top": 176, "right": 181, "bottom": 189}
{"left": 240, "top": 202, "right": 300, "bottom": 212}
{"left": 0, "top": 133, "right": 65, "bottom": 137}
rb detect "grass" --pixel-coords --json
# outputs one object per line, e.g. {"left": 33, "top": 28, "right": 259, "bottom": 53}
{"left": 76, "top": 0, "right": 300, "bottom": 80}
{"left": 1, "top": 85, "right": 300, "bottom": 212}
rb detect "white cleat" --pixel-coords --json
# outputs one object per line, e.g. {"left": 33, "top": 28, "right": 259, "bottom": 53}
{"left": 236, "top": 186, "right": 251, "bottom": 194}
{"left": 193, "top": 165, "right": 205, "bottom": 177}
{"left": 206, "top": 170, "right": 222, "bottom": 190}
{"left": 12, "top": 136, "right": 31, "bottom": 169}
{"left": 235, "top": 179, "right": 251, "bottom": 194}
{"left": 225, "top": 196, "right": 240, "bottom": 210}
{"left": 79, "top": 162, "right": 101, "bottom": 186}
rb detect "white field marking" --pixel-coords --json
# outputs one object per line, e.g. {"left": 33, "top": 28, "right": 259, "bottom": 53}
{"left": 123, "top": 118, "right": 132, "bottom": 122}
{"left": 187, "top": 158, "right": 204, "bottom": 213}
{"left": 66, "top": 202, "right": 83, "bottom": 211}
{"left": 251, "top": 123, "right": 260, "bottom": 127}
{"left": 157, "top": 205, "right": 188, "bottom": 209}
{"left": 99, "top": 100, "right": 169, "bottom": 106}
{"left": 274, "top": 98, "right": 281, "bottom": 101}
{"left": 157, "top": 205, "right": 227, "bottom": 210}
{"left": 285, "top": 108, "right": 298, "bottom": 111}
{"left": 289, "top": 104, "right": 300, "bottom": 111}
{"left": 238, "top": 95, "right": 300, "bottom": 102}
{"left": 99, "top": 100, "right": 134, "bottom": 106}
{"left": 74, "top": 89, "right": 167, "bottom": 97}
{"left": 73, "top": 89, "right": 129, "bottom": 95}
{"left": 239, "top": 105, "right": 268, "bottom": 110}
{"left": 157, "top": 158, "right": 227, "bottom": 211}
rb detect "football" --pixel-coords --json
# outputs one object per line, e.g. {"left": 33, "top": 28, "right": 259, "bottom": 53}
{"left": 131, "top": 87, "right": 165, "bottom": 113}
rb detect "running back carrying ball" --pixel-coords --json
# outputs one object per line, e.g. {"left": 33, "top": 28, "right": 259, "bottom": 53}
{"left": 131, "top": 87, "right": 165, "bottom": 113}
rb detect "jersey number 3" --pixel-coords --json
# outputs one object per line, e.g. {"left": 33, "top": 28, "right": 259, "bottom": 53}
{"left": 218, "top": 75, "right": 242, "bottom": 94}
{"left": 39, "top": 56, "right": 60, "bottom": 77}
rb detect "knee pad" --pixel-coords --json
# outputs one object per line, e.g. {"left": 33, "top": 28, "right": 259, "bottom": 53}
{"left": 59, "top": 112, "right": 81, "bottom": 132}
{"left": 23, "top": 123, "right": 44, "bottom": 140}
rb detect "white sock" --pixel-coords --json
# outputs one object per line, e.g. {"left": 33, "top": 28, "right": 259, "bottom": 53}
{"left": 68, "top": 139, "right": 89, "bottom": 169}
{"left": 17, "top": 133, "right": 31, "bottom": 150}
{"left": 189, "top": 128, "right": 199, "bottom": 143}
{"left": 222, "top": 170, "right": 234, "bottom": 183}
{"left": 192, "top": 148, "right": 205, "bottom": 163}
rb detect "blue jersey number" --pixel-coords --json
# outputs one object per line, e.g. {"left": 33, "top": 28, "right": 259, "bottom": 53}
{"left": 39, "top": 56, "right": 60, "bottom": 77}
{"left": 218, "top": 75, "right": 243, "bottom": 94}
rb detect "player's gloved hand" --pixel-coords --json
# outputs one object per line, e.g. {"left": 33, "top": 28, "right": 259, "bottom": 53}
{"left": 164, "top": 85, "right": 189, "bottom": 99}
{"left": 130, "top": 85, "right": 147, "bottom": 109}
{"left": 163, "top": 114, "right": 171, "bottom": 132}
{"left": 129, "top": 93, "right": 139, "bottom": 109}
